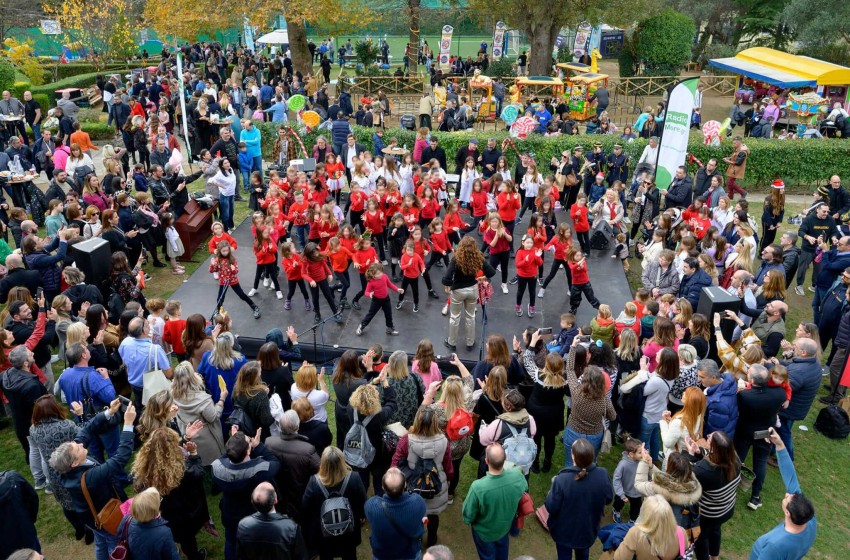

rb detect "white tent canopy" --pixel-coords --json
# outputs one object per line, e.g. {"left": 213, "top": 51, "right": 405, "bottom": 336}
{"left": 256, "top": 29, "right": 289, "bottom": 45}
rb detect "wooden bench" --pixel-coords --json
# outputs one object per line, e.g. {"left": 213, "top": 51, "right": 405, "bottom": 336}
{"left": 175, "top": 198, "right": 218, "bottom": 262}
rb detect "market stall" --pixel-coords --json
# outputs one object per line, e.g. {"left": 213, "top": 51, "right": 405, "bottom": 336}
{"left": 468, "top": 71, "right": 496, "bottom": 122}
{"left": 566, "top": 72, "right": 609, "bottom": 121}
{"left": 709, "top": 47, "right": 850, "bottom": 110}
{"left": 514, "top": 76, "right": 565, "bottom": 102}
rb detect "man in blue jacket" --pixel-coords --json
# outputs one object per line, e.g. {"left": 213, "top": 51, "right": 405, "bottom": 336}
{"left": 812, "top": 236, "right": 850, "bottom": 323}
{"left": 365, "top": 467, "right": 426, "bottom": 560}
{"left": 678, "top": 258, "right": 713, "bottom": 309}
{"left": 776, "top": 339, "right": 822, "bottom": 461}
{"left": 698, "top": 360, "right": 738, "bottom": 437}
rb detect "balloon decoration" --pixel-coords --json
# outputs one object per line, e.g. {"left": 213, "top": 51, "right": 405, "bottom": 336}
{"left": 702, "top": 120, "right": 722, "bottom": 146}
{"left": 288, "top": 94, "right": 306, "bottom": 111}
{"left": 510, "top": 116, "right": 536, "bottom": 139}
{"left": 500, "top": 104, "right": 519, "bottom": 125}
{"left": 301, "top": 111, "right": 321, "bottom": 128}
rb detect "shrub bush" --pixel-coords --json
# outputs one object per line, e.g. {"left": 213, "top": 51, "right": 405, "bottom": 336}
{"left": 635, "top": 10, "right": 696, "bottom": 76}
{"left": 256, "top": 122, "right": 849, "bottom": 188}
{"left": 0, "top": 59, "right": 16, "bottom": 94}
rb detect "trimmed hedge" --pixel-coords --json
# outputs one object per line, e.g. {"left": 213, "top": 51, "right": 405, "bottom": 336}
{"left": 255, "top": 122, "right": 846, "bottom": 189}
{"left": 16, "top": 67, "right": 146, "bottom": 108}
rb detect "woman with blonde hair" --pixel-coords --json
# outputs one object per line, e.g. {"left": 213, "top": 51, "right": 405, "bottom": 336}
{"left": 522, "top": 334, "right": 568, "bottom": 473}
{"left": 198, "top": 331, "right": 247, "bottom": 417}
{"left": 661, "top": 386, "right": 706, "bottom": 466}
{"left": 115, "top": 486, "right": 182, "bottom": 560}
{"left": 82, "top": 204, "right": 103, "bottom": 239}
{"left": 52, "top": 294, "right": 80, "bottom": 358}
{"left": 289, "top": 363, "right": 330, "bottom": 423}
{"left": 302, "top": 446, "right": 367, "bottom": 560}
{"left": 130, "top": 427, "right": 208, "bottom": 560}
{"left": 232, "top": 361, "right": 274, "bottom": 439}
{"left": 82, "top": 174, "right": 112, "bottom": 213}
{"left": 698, "top": 253, "right": 719, "bottom": 285}
{"left": 423, "top": 353, "right": 474, "bottom": 502}
{"left": 754, "top": 268, "right": 786, "bottom": 308}
{"left": 391, "top": 406, "right": 452, "bottom": 547}
{"left": 382, "top": 349, "right": 426, "bottom": 430}
{"left": 346, "top": 369, "right": 396, "bottom": 494}
{"left": 171, "top": 361, "right": 225, "bottom": 466}
{"left": 613, "top": 495, "right": 686, "bottom": 559}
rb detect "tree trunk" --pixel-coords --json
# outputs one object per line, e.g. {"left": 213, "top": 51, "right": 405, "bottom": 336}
{"left": 408, "top": 0, "right": 420, "bottom": 75}
{"left": 526, "top": 22, "right": 559, "bottom": 76}
{"left": 288, "top": 19, "right": 312, "bottom": 76}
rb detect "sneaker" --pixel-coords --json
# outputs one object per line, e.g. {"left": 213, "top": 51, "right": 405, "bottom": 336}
{"left": 428, "top": 289, "right": 439, "bottom": 299}
{"left": 267, "top": 283, "right": 275, "bottom": 291}
{"left": 528, "top": 305, "right": 536, "bottom": 317}
{"left": 340, "top": 298, "right": 351, "bottom": 309}
{"left": 537, "top": 287, "right": 545, "bottom": 298}
{"left": 276, "top": 291, "right": 283, "bottom": 300}
{"left": 305, "top": 299, "right": 313, "bottom": 312}
{"left": 44, "top": 487, "right": 53, "bottom": 495}
{"left": 284, "top": 299, "right": 291, "bottom": 310}
{"left": 510, "top": 276, "right": 518, "bottom": 285}
{"left": 34, "top": 481, "right": 47, "bottom": 491}
{"left": 516, "top": 305, "right": 523, "bottom": 317}
{"left": 263, "top": 277, "right": 270, "bottom": 287}
{"left": 392, "top": 275, "right": 401, "bottom": 283}
{"left": 396, "top": 301, "right": 404, "bottom": 310}
{"left": 50, "top": 354, "right": 61, "bottom": 363}
{"left": 352, "top": 300, "right": 362, "bottom": 310}
{"left": 613, "top": 511, "right": 622, "bottom": 523}
{"left": 413, "top": 304, "right": 419, "bottom": 313}
{"left": 381, "top": 260, "right": 388, "bottom": 265}
{"left": 387, "top": 328, "right": 399, "bottom": 335}
{"left": 248, "top": 288, "right": 258, "bottom": 296}
{"left": 436, "top": 260, "right": 444, "bottom": 267}
{"left": 197, "top": 548, "right": 208, "bottom": 560}
{"left": 144, "top": 274, "right": 152, "bottom": 281}
{"left": 252, "top": 307, "right": 262, "bottom": 319}
{"left": 747, "top": 496, "right": 763, "bottom": 510}
{"left": 819, "top": 395, "right": 839, "bottom": 405}
{"left": 808, "top": 286, "right": 816, "bottom": 293}
{"left": 794, "top": 286, "right": 804, "bottom": 296}
{"left": 314, "top": 314, "right": 322, "bottom": 324}
{"left": 501, "top": 283, "right": 509, "bottom": 294}
{"left": 447, "top": 494, "right": 455, "bottom": 505}
{"left": 333, "top": 312, "right": 345, "bottom": 324}
{"left": 443, "top": 338, "right": 457, "bottom": 351}
{"left": 537, "top": 277, "right": 543, "bottom": 285}
{"left": 441, "top": 304, "right": 449, "bottom": 316}
{"left": 356, "top": 324, "right": 363, "bottom": 335}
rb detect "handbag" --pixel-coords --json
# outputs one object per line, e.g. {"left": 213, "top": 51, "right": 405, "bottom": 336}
{"left": 564, "top": 171, "right": 580, "bottom": 188}
{"left": 81, "top": 470, "right": 124, "bottom": 535}
{"left": 109, "top": 516, "right": 131, "bottom": 560}
{"left": 477, "top": 280, "right": 494, "bottom": 305}
{"left": 142, "top": 342, "right": 171, "bottom": 405}
{"left": 600, "top": 428, "right": 613, "bottom": 454}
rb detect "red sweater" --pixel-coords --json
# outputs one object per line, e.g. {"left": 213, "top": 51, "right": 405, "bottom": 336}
{"left": 209, "top": 259, "right": 240, "bottom": 286}
{"left": 324, "top": 247, "right": 354, "bottom": 273}
{"left": 363, "top": 210, "right": 386, "bottom": 233}
{"left": 349, "top": 190, "right": 368, "bottom": 212}
{"left": 162, "top": 318, "right": 187, "bottom": 354}
{"left": 412, "top": 238, "right": 430, "bottom": 259}
{"left": 443, "top": 212, "right": 465, "bottom": 234}
{"left": 353, "top": 247, "right": 379, "bottom": 272}
{"left": 286, "top": 201, "right": 309, "bottom": 226}
{"left": 366, "top": 274, "right": 400, "bottom": 299}
{"left": 300, "top": 257, "right": 332, "bottom": 283}
{"left": 420, "top": 198, "right": 441, "bottom": 220}
{"left": 254, "top": 241, "right": 278, "bottom": 265}
{"left": 429, "top": 230, "right": 451, "bottom": 254}
{"left": 527, "top": 227, "right": 547, "bottom": 251}
{"left": 545, "top": 237, "right": 572, "bottom": 261}
{"left": 470, "top": 191, "right": 489, "bottom": 217}
{"left": 400, "top": 252, "right": 425, "bottom": 278}
{"left": 570, "top": 204, "right": 590, "bottom": 232}
{"left": 383, "top": 192, "right": 402, "bottom": 217}
{"left": 402, "top": 206, "right": 420, "bottom": 230}
{"left": 497, "top": 192, "right": 521, "bottom": 222}
{"left": 568, "top": 259, "right": 590, "bottom": 285}
{"left": 340, "top": 236, "right": 357, "bottom": 253}
{"left": 326, "top": 162, "right": 345, "bottom": 180}
{"left": 515, "top": 248, "right": 543, "bottom": 278}
{"left": 208, "top": 233, "right": 237, "bottom": 253}
{"left": 483, "top": 228, "right": 511, "bottom": 254}
{"left": 282, "top": 256, "right": 304, "bottom": 281}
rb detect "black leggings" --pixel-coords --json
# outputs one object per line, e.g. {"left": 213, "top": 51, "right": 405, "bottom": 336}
{"left": 253, "top": 263, "right": 280, "bottom": 290}
{"left": 426, "top": 514, "right": 440, "bottom": 548}
{"left": 399, "top": 276, "right": 420, "bottom": 304}
{"left": 425, "top": 251, "right": 450, "bottom": 273}
{"left": 518, "top": 197, "right": 535, "bottom": 220}
{"left": 504, "top": 219, "right": 516, "bottom": 252}
{"left": 375, "top": 231, "right": 387, "bottom": 262}
{"left": 361, "top": 296, "right": 393, "bottom": 329}
{"left": 350, "top": 210, "right": 364, "bottom": 232}
{"left": 576, "top": 231, "right": 590, "bottom": 254}
{"left": 694, "top": 517, "right": 725, "bottom": 560}
{"left": 533, "top": 431, "right": 557, "bottom": 465}
{"left": 569, "top": 282, "right": 600, "bottom": 312}
{"left": 449, "top": 457, "right": 463, "bottom": 496}
{"left": 760, "top": 221, "right": 778, "bottom": 251}
{"left": 287, "top": 279, "right": 310, "bottom": 301}
{"left": 309, "top": 279, "right": 338, "bottom": 318}
{"left": 489, "top": 251, "right": 510, "bottom": 284}
{"left": 334, "top": 270, "right": 351, "bottom": 299}
{"left": 612, "top": 495, "right": 644, "bottom": 520}
{"left": 217, "top": 283, "right": 256, "bottom": 311}
{"left": 352, "top": 272, "right": 368, "bottom": 302}
{"left": 516, "top": 276, "right": 536, "bottom": 306}
{"left": 542, "top": 259, "right": 572, "bottom": 289}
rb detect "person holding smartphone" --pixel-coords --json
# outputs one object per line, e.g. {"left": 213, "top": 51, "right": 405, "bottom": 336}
{"left": 733, "top": 363, "right": 787, "bottom": 512}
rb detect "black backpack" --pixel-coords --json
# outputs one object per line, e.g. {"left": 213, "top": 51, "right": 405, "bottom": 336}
{"left": 225, "top": 403, "right": 256, "bottom": 437}
{"left": 618, "top": 378, "right": 648, "bottom": 437}
{"left": 399, "top": 456, "right": 442, "bottom": 500}
{"left": 316, "top": 474, "right": 355, "bottom": 537}
{"left": 80, "top": 372, "right": 99, "bottom": 422}
{"left": 814, "top": 405, "right": 850, "bottom": 439}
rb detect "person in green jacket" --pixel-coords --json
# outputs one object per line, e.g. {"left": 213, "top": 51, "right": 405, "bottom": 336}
{"left": 462, "top": 443, "right": 527, "bottom": 560}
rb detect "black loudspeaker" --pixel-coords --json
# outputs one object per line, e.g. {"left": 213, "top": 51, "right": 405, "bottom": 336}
{"left": 71, "top": 237, "right": 111, "bottom": 290}
{"left": 696, "top": 286, "right": 741, "bottom": 363}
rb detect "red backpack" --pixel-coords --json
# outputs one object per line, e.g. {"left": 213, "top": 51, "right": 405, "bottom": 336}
{"left": 444, "top": 405, "right": 475, "bottom": 441}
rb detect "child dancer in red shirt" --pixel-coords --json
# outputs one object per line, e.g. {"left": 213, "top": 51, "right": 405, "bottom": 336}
{"left": 568, "top": 249, "right": 601, "bottom": 314}
{"left": 514, "top": 235, "right": 543, "bottom": 317}
{"left": 209, "top": 241, "right": 261, "bottom": 319}
{"left": 249, "top": 227, "right": 283, "bottom": 299}
{"left": 300, "top": 242, "right": 344, "bottom": 324}
{"left": 356, "top": 262, "right": 403, "bottom": 336}
{"left": 323, "top": 237, "right": 354, "bottom": 310}
{"left": 570, "top": 193, "right": 591, "bottom": 254}
{"left": 539, "top": 223, "right": 573, "bottom": 298}
{"left": 350, "top": 232, "right": 380, "bottom": 310}
{"left": 397, "top": 240, "right": 425, "bottom": 312}
{"left": 280, "top": 242, "right": 312, "bottom": 312}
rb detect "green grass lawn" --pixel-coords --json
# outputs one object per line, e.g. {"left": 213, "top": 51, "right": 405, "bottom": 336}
{"left": 2, "top": 197, "right": 848, "bottom": 559}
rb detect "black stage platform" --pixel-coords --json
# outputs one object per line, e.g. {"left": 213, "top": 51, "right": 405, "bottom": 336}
{"left": 170, "top": 217, "right": 634, "bottom": 363}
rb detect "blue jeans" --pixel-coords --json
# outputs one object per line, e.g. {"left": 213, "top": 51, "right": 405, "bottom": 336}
{"left": 777, "top": 417, "right": 795, "bottom": 461}
{"left": 557, "top": 544, "right": 590, "bottom": 560}
{"left": 294, "top": 224, "right": 308, "bottom": 249}
{"left": 562, "top": 427, "right": 603, "bottom": 467}
{"left": 90, "top": 526, "right": 118, "bottom": 560}
{"left": 640, "top": 418, "right": 661, "bottom": 461}
{"left": 219, "top": 194, "right": 235, "bottom": 231}
{"left": 252, "top": 155, "right": 263, "bottom": 174}
{"left": 241, "top": 170, "right": 251, "bottom": 193}
{"left": 471, "top": 527, "right": 509, "bottom": 560}
{"left": 30, "top": 122, "right": 41, "bottom": 142}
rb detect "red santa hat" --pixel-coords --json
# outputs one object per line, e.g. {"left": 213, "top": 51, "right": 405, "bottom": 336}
{"left": 596, "top": 172, "right": 605, "bottom": 179}
{"left": 772, "top": 179, "right": 785, "bottom": 189}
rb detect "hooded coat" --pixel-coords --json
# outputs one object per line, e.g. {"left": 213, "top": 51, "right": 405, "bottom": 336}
{"left": 704, "top": 374, "right": 739, "bottom": 437}
{"left": 174, "top": 390, "right": 225, "bottom": 466}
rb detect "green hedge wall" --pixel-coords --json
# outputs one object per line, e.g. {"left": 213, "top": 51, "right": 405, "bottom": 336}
{"left": 14, "top": 67, "right": 146, "bottom": 108}
{"left": 255, "top": 123, "right": 845, "bottom": 189}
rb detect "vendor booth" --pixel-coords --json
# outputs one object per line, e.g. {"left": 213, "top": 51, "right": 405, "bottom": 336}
{"left": 556, "top": 62, "right": 591, "bottom": 82}
{"left": 709, "top": 47, "right": 850, "bottom": 110}
{"left": 566, "top": 72, "right": 609, "bottom": 121}
{"left": 514, "top": 76, "right": 565, "bottom": 101}
{"left": 468, "top": 73, "right": 496, "bottom": 122}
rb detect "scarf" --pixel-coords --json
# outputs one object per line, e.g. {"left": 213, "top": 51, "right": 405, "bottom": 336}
{"left": 140, "top": 204, "right": 160, "bottom": 226}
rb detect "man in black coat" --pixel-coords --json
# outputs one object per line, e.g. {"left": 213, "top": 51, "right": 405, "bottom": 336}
{"left": 777, "top": 339, "right": 824, "bottom": 461}
{"left": 454, "top": 138, "right": 481, "bottom": 175}
{"left": 236, "top": 482, "right": 308, "bottom": 560}
{"left": 420, "top": 137, "right": 447, "bottom": 170}
{"left": 0, "top": 470, "right": 40, "bottom": 560}
{"left": 827, "top": 174, "right": 850, "bottom": 221}
{"left": 0, "top": 253, "right": 42, "bottom": 303}
{"left": 1, "top": 346, "right": 47, "bottom": 466}
{"left": 733, "top": 364, "right": 786, "bottom": 510}
{"left": 340, "top": 134, "right": 367, "bottom": 184}
{"left": 264, "top": 410, "right": 319, "bottom": 521}
{"left": 9, "top": 299, "right": 56, "bottom": 374}
{"left": 664, "top": 165, "right": 693, "bottom": 209}
{"left": 693, "top": 158, "right": 720, "bottom": 199}
{"left": 606, "top": 144, "right": 629, "bottom": 186}
{"left": 164, "top": 164, "right": 203, "bottom": 219}
{"left": 479, "top": 138, "right": 501, "bottom": 179}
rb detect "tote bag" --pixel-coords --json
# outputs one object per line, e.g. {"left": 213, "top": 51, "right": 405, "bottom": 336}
{"left": 142, "top": 342, "right": 171, "bottom": 405}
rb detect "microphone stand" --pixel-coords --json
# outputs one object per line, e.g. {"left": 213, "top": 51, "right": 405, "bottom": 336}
{"left": 298, "top": 313, "right": 340, "bottom": 367}
{"left": 210, "top": 277, "right": 231, "bottom": 322}
{"left": 478, "top": 301, "right": 488, "bottom": 361}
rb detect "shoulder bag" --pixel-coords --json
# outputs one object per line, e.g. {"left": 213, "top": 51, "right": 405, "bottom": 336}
{"left": 142, "top": 342, "right": 171, "bottom": 405}
{"left": 81, "top": 470, "right": 124, "bottom": 535}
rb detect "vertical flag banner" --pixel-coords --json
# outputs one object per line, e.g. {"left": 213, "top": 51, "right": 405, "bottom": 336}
{"left": 655, "top": 77, "right": 699, "bottom": 189}
{"left": 244, "top": 18, "right": 255, "bottom": 52}
{"left": 588, "top": 25, "right": 602, "bottom": 53}
{"left": 439, "top": 25, "right": 454, "bottom": 71}
{"left": 573, "top": 22, "right": 592, "bottom": 58}
{"left": 492, "top": 21, "right": 507, "bottom": 60}
{"left": 176, "top": 52, "right": 192, "bottom": 162}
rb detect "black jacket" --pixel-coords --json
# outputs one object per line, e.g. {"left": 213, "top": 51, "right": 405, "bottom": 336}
{"left": 11, "top": 317, "right": 56, "bottom": 369}
{"left": 211, "top": 443, "right": 281, "bottom": 528}
{"left": 0, "top": 470, "right": 40, "bottom": 559}
{"left": 828, "top": 185, "right": 850, "bottom": 218}
{"left": 0, "top": 268, "right": 42, "bottom": 303}
{"left": 420, "top": 146, "right": 447, "bottom": 170}
{"left": 237, "top": 511, "right": 308, "bottom": 560}
{"left": 735, "top": 385, "right": 786, "bottom": 438}
{"left": 265, "top": 433, "right": 320, "bottom": 521}
{"left": 455, "top": 146, "right": 481, "bottom": 175}
{"left": 665, "top": 176, "right": 693, "bottom": 209}
{"left": 782, "top": 246, "right": 801, "bottom": 288}
{"left": 480, "top": 148, "right": 502, "bottom": 178}
{"left": 2, "top": 367, "right": 47, "bottom": 441}
{"left": 694, "top": 168, "right": 720, "bottom": 198}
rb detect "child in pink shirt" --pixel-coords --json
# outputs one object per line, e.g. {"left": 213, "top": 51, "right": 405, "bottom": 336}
{"left": 412, "top": 339, "right": 442, "bottom": 387}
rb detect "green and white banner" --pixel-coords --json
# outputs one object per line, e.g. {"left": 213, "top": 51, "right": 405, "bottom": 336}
{"left": 655, "top": 77, "right": 699, "bottom": 189}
